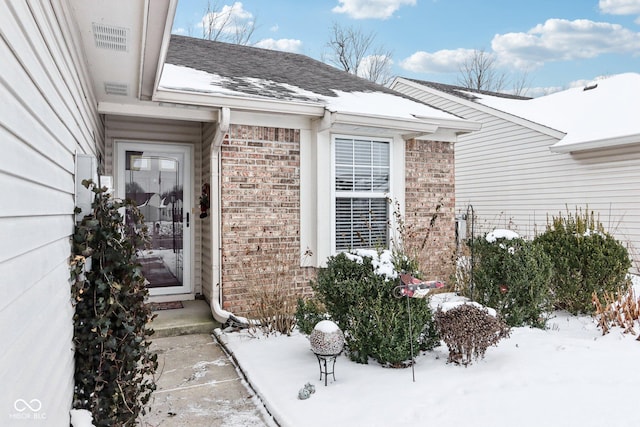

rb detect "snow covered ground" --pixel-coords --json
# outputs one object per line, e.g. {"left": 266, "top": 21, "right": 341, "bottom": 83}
{"left": 218, "top": 289, "right": 640, "bottom": 427}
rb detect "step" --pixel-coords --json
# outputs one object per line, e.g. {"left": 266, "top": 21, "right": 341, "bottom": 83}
{"left": 149, "top": 299, "right": 220, "bottom": 338}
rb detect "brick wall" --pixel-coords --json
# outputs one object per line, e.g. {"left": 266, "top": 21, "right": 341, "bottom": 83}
{"left": 404, "top": 139, "right": 456, "bottom": 281}
{"left": 220, "top": 125, "right": 314, "bottom": 315}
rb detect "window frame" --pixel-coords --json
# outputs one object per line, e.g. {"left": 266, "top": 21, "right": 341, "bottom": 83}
{"left": 331, "top": 134, "right": 393, "bottom": 252}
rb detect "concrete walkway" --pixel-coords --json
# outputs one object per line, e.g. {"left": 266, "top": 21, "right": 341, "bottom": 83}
{"left": 139, "top": 301, "right": 274, "bottom": 426}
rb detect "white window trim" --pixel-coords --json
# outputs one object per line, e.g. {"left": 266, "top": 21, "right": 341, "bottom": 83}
{"left": 330, "top": 134, "right": 394, "bottom": 253}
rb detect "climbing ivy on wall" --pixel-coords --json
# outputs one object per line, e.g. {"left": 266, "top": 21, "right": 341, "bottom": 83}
{"left": 70, "top": 180, "right": 157, "bottom": 426}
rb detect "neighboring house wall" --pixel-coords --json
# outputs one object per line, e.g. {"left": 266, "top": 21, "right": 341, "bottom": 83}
{"left": 394, "top": 79, "right": 640, "bottom": 270}
{"left": 220, "top": 124, "right": 314, "bottom": 315}
{"left": 404, "top": 139, "right": 456, "bottom": 281}
{"left": 0, "top": 1, "right": 102, "bottom": 424}
{"left": 104, "top": 116, "right": 205, "bottom": 296}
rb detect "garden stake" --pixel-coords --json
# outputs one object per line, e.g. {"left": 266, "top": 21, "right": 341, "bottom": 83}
{"left": 394, "top": 274, "right": 444, "bottom": 382}
{"left": 407, "top": 295, "right": 415, "bottom": 382}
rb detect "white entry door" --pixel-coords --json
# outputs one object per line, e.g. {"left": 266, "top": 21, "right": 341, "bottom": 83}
{"left": 116, "top": 142, "right": 193, "bottom": 296}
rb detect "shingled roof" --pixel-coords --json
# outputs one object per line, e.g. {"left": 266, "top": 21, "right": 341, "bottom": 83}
{"left": 403, "top": 78, "right": 531, "bottom": 101}
{"left": 165, "top": 35, "right": 407, "bottom": 102}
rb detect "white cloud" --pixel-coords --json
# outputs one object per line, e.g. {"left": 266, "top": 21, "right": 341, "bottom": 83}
{"left": 491, "top": 18, "right": 640, "bottom": 69}
{"left": 199, "top": 2, "right": 253, "bottom": 34}
{"left": 399, "top": 48, "right": 475, "bottom": 73}
{"left": 599, "top": 0, "right": 640, "bottom": 15}
{"left": 172, "top": 27, "right": 187, "bottom": 35}
{"left": 253, "top": 38, "right": 303, "bottom": 53}
{"left": 332, "top": 0, "right": 416, "bottom": 19}
{"left": 270, "top": 24, "right": 279, "bottom": 32}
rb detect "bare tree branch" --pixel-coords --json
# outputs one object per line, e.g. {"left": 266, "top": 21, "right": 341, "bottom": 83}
{"left": 457, "top": 48, "right": 533, "bottom": 95}
{"left": 324, "top": 22, "right": 393, "bottom": 85}
{"left": 511, "top": 68, "right": 531, "bottom": 97}
{"left": 359, "top": 51, "right": 394, "bottom": 86}
{"left": 200, "top": 0, "right": 256, "bottom": 45}
{"left": 457, "top": 48, "right": 507, "bottom": 92}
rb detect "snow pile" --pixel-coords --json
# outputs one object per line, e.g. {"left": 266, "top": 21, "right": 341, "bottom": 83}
{"left": 70, "top": 409, "right": 95, "bottom": 427}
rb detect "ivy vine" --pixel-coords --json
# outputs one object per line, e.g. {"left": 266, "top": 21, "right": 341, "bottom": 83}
{"left": 70, "top": 180, "right": 157, "bottom": 426}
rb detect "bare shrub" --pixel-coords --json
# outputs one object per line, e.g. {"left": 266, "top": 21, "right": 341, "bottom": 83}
{"left": 435, "top": 304, "right": 510, "bottom": 366}
{"left": 246, "top": 250, "right": 302, "bottom": 336}
{"left": 249, "top": 282, "right": 297, "bottom": 336}
{"left": 592, "top": 284, "right": 640, "bottom": 336}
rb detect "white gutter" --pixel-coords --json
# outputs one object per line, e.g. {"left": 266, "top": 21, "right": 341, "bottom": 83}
{"left": 549, "top": 133, "right": 640, "bottom": 153}
{"left": 155, "top": 88, "right": 325, "bottom": 117}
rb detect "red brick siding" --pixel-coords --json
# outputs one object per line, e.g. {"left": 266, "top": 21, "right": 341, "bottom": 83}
{"left": 404, "top": 139, "right": 456, "bottom": 281}
{"left": 220, "top": 125, "right": 314, "bottom": 315}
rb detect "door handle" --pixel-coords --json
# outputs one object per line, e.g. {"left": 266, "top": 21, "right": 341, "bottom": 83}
{"left": 186, "top": 212, "right": 190, "bottom": 228}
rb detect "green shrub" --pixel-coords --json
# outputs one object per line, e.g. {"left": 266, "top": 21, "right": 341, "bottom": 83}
{"left": 535, "top": 209, "right": 631, "bottom": 314}
{"left": 295, "top": 297, "right": 328, "bottom": 335}
{"left": 306, "top": 251, "right": 439, "bottom": 366}
{"left": 70, "top": 181, "right": 157, "bottom": 426}
{"left": 471, "top": 233, "right": 553, "bottom": 328}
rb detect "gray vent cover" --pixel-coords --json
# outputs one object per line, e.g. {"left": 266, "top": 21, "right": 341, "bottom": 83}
{"left": 104, "top": 82, "right": 129, "bottom": 96}
{"left": 92, "top": 23, "right": 128, "bottom": 52}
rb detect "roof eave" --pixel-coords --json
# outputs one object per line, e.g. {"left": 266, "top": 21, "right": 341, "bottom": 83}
{"left": 153, "top": 88, "right": 326, "bottom": 116}
{"left": 549, "top": 134, "right": 640, "bottom": 153}
{"left": 411, "top": 114, "right": 482, "bottom": 134}
{"left": 318, "top": 110, "right": 478, "bottom": 141}
{"left": 147, "top": 0, "right": 179, "bottom": 101}
{"left": 98, "top": 100, "right": 219, "bottom": 122}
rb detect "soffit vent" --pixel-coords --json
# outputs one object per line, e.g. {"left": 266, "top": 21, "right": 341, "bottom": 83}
{"left": 92, "top": 23, "right": 129, "bottom": 52}
{"left": 104, "top": 82, "right": 129, "bottom": 96}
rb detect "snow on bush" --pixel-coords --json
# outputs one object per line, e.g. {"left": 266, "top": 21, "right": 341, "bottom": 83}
{"left": 344, "top": 249, "right": 397, "bottom": 281}
{"left": 485, "top": 229, "right": 519, "bottom": 243}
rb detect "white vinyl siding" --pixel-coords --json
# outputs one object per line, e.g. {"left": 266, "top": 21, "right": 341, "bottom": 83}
{"left": 0, "top": 1, "right": 102, "bottom": 424}
{"left": 334, "top": 136, "right": 390, "bottom": 251}
{"left": 392, "top": 79, "right": 640, "bottom": 270}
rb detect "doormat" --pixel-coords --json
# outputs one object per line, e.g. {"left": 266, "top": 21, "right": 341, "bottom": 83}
{"left": 147, "top": 301, "right": 184, "bottom": 311}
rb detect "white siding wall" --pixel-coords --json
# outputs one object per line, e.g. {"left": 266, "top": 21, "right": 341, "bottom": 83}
{"left": 394, "top": 80, "right": 640, "bottom": 271}
{"left": 0, "top": 0, "right": 102, "bottom": 424}
{"left": 104, "top": 115, "right": 205, "bottom": 297}
{"left": 201, "top": 122, "right": 215, "bottom": 304}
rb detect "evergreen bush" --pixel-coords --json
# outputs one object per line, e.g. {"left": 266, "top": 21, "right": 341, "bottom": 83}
{"left": 295, "top": 297, "right": 328, "bottom": 335}
{"left": 305, "top": 251, "right": 439, "bottom": 366}
{"left": 471, "top": 233, "right": 553, "bottom": 328}
{"left": 70, "top": 180, "right": 157, "bottom": 426}
{"left": 534, "top": 209, "right": 631, "bottom": 314}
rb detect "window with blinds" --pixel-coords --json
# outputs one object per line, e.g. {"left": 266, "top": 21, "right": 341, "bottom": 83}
{"left": 334, "top": 137, "right": 390, "bottom": 251}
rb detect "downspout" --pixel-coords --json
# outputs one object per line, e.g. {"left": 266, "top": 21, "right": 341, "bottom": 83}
{"left": 209, "top": 107, "right": 247, "bottom": 325}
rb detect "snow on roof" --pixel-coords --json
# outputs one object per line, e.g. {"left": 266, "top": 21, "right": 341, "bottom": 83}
{"left": 470, "top": 73, "right": 640, "bottom": 150}
{"left": 159, "top": 64, "right": 460, "bottom": 122}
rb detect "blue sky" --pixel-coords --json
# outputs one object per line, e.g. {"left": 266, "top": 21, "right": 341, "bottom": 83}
{"left": 172, "top": 0, "right": 640, "bottom": 96}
